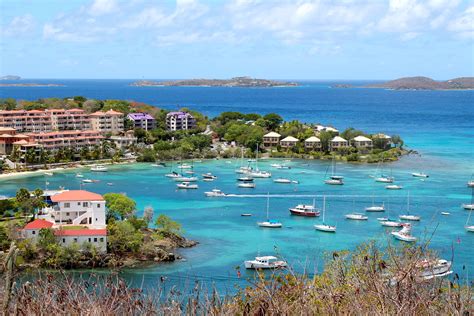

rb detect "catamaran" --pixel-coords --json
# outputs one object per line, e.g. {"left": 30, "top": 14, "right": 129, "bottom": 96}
{"left": 391, "top": 223, "right": 417, "bottom": 242}
{"left": 257, "top": 194, "right": 282, "bottom": 228}
{"left": 289, "top": 199, "right": 320, "bottom": 217}
{"left": 399, "top": 192, "right": 421, "bottom": 221}
{"left": 314, "top": 196, "right": 336, "bottom": 232}
{"left": 244, "top": 256, "right": 287, "bottom": 269}
{"left": 324, "top": 158, "right": 344, "bottom": 185}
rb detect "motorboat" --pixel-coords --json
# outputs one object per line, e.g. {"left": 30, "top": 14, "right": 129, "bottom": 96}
{"left": 178, "top": 163, "right": 193, "bottom": 169}
{"left": 244, "top": 256, "right": 287, "bottom": 269}
{"left": 365, "top": 205, "right": 385, "bottom": 212}
{"left": 91, "top": 165, "right": 108, "bottom": 172}
{"left": 376, "top": 176, "right": 394, "bottom": 183}
{"left": 270, "top": 163, "right": 282, "bottom": 168}
{"left": 377, "top": 217, "right": 389, "bottom": 221}
{"left": 345, "top": 213, "right": 368, "bottom": 220}
{"left": 468, "top": 181, "right": 474, "bottom": 188}
{"left": 274, "top": 178, "right": 292, "bottom": 184}
{"left": 174, "top": 176, "right": 198, "bottom": 182}
{"left": 237, "top": 176, "right": 254, "bottom": 182}
{"left": 257, "top": 195, "right": 282, "bottom": 228}
{"left": 107, "top": 182, "right": 113, "bottom": 186}
{"left": 202, "top": 178, "right": 214, "bottom": 182}
{"left": 202, "top": 173, "right": 217, "bottom": 180}
{"left": 184, "top": 170, "right": 195, "bottom": 175}
{"left": 391, "top": 224, "right": 417, "bottom": 242}
{"left": 314, "top": 196, "right": 336, "bottom": 232}
{"left": 82, "top": 179, "right": 94, "bottom": 183}
{"left": 204, "top": 189, "right": 226, "bottom": 197}
{"left": 462, "top": 204, "right": 474, "bottom": 210}
{"left": 177, "top": 182, "right": 198, "bottom": 189}
{"left": 289, "top": 201, "right": 320, "bottom": 217}
{"left": 386, "top": 184, "right": 403, "bottom": 190}
{"left": 241, "top": 213, "right": 252, "bottom": 217}
{"left": 399, "top": 192, "right": 420, "bottom": 221}
{"left": 417, "top": 259, "right": 453, "bottom": 280}
{"left": 238, "top": 182, "right": 256, "bottom": 188}
{"left": 165, "top": 172, "right": 182, "bottom": 178}
{"left": 380, "top": 220, "right": 403, "bottom": 227}
{"left": 440, "top": 212, "right": 450, "bottom": 215}
{"left": 276, "top": 165, "right": 291, "bottom": 169}
{"left": 412, "top": 172, "right": 429, "bottom": 178}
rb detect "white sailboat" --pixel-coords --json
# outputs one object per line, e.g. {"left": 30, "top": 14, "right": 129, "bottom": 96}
{"left": 375, "top": 157, "right": 394, "bottom": 183}
{"left": 248, "top": 143, "right": 271, "bottom": 178}
{"left": 465, "top": 210, "right": 474, "bottom": 232}
{"left": 235, "top": 147, "right": 252, "bottom": 174}
{"left": 324, "top": 158, "right": 344, "bottom": 185}
{"left": 365, "top": 196, "right": 385, "bottom": 212}
{"left": 257, "top": 194, "right": 282, "bottom": 228}
{"left": 462, "top": 188, "right": 474, "bottom": 210}
{"left": 412, "top": 172, "right": 429, "bottom": 178}
{"left": 467, "top": 174, "right": 474, "bottom": 188}
{"left": 314, "top": 196, "right": 336, "bottom": 232}
{"left": 386, "top": 184, "right": 403, "bottom": 190}
{"left": 399, "top": 192, "right": 421, "bottom": 221}
{"left": 346, "top": 200, "right": 368, "bottom": 220}
{"left": 380, "top": 199, "right": 403, "bottom": 227}
{"left": 273, "top": 178, "right": 292, "bottom": 184}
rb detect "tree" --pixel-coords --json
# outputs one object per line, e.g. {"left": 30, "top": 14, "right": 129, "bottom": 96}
{"left": 104, "top": 193, "right": 136, "bottom": 220}
{"left": 16, "top": 188, "right": 30, "bottom": 204}
{"left": 263, "top": 113, "right": 283, "bottom": 130}
{"left": 107, "top": 221, "right": 143, "bottom": 254}
{"left": 155, "top": 214, "right": 182, "bottom": 236}
{"left": 143, "top": 206, "right": 154, "bottom": 224}
{"left": 391, "top": 135, "right": 404, "bottom": 148}
{"left": 0, "top": 98, "right": 17, "bottom": 110}
{"left": 38, "top": 228, "right": 57, "bottom": 250}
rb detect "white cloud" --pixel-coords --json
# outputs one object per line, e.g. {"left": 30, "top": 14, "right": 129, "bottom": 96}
{"left": 448, "top": 6, "right": 474, "bottom": 39}
{"left": 1, "top": 14, "right": 35, "bottom": 37}
{"left": 400, "top": 32, "right": 420, "bottom": 41}
{"left": 89, "top": 0, "right": 117, "bottom": 16}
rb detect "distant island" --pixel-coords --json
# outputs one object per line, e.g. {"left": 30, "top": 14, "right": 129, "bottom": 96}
{"left": 0, "top": 83, "right": 64, "bottom": 87}
{"left": 130, "top": 76, "right": 298, "bottom": 87}
{"left": 0, "top": 75, "right": 21, "bottom": 80}
{"left": 365, "top": 76, "right": 474, "bottom": 90}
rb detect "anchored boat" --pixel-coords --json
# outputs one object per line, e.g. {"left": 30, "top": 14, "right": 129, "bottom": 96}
{"left": 257, "top": 194, "right": 282, "bottom": 228}
{"left": 289, "top": 199, "right": 320, "bottom": 217}
{"left": 314, "top": 196, "right": 336, "bottom": 232}
{"left": 244, "top": 256, "right": 287, "bottom": 269}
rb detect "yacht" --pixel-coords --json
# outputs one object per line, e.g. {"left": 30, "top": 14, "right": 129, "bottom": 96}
{"left": 174, "top": 176, "right": 198, "bottom": 182}
{"left": 381, "top": 220, "right": 403, "bottom": 227}
{"left": 204, "top": 189, "right": 226, "bottom": 197}
{"left": 391, "top": 224, "right": 417, "bottom": 242}
{"left": 82, "top": 179, "right": 94, "bottom": 183}
{"left": 468, "top": 181, "right": 474, "bottom": 188}
{"left": 202, "top": 173, "right": 217, "bottom": 180}
{"left": 376, "top": 176, "right": 394, "bottom": 183}
{"left": 345, "top": 213, "right": 368, "bottom": 220}
{"left": 440, "top": 212, "right": 450, "bottom": 215}
{"left": 244, "top": 256, "right": 287, "bottom": 269}
{"left": 165, "top": 172, "right": 181, "bottom": 178}
{"left": 463, "top": 204, "right": 474, "bottom": 210}
{"left": 75, "top": 173, "right": 84, "bottom": 178}
{"left": 289, "top": 200, "right": 320, "bottom": 217}
{"left": 386, "top": 184, "right": 403, "bottom": 190}
{"left": 274, "top": 178, "right": 292, "bottom": 184}
{"left": 237, "top": 176, "right": 254, "bottom": 182}
{"left": 417, "top": 259, "right": 452, "bottom": 280}
{"left": 325, "top": 178, "right": 344, "bottom": 185}
{"left": 412, "top": 172, "right": 429, "bottom": 178}
{"left": 399, "top": 193, "right": 421, "bottom": 221}
{"left": 238, "top": 182, "right": 256, "bottom": 188}
{"left": 257, "top": 195, "right": 282, "bottom": 228}
{"left": 91, "top": 165, "right": 108, "bottom": 172}
{"left": 365, "top": 205, "right": 385, "bottom": 212}
{"left": 314, "top": 196, "right": 336, "bottom": 232}
{"left": 177, "top": 182, "right": 198, "bottom": 189}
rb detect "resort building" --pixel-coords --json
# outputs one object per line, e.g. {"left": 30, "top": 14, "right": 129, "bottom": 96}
{"left": 280, "top": 136, "right": 299, "bottom": 148}
{"left": 25, "top": 130, "right": 104, "bottom": 152}
{"left": 329, "top": 136, "right": 349, "bottom": 151}
{"left": 109, "top": 130, "right": 137, "bottom": 149}
{"left": 23, "top": 190, "right": 108, "bottom": 252}
{"left": 0, "top": 127, "right": 31, "bottom": 155}
{"left": 166, "top": 111, "right": 196, "bottom": 131}
{"left": 0, "top": 109, "right": 90, "bottom": 133}
{"left": 90, "top": 110, "right": 124, "bottom": 135}
{"left": 352, "top": 135, "right": 373, "bottom": 150}
{"left": 127, "top": 113, "right": 156, "bottom": 131}
{"left": 304, "top": 136, "right": 322, "bottom": 150}
{"left": 262, "top": 132, "right": 281, "bottom": 148}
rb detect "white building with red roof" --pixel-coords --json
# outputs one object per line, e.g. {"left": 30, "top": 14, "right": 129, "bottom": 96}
{"left": 55, "top": 228, "right": 107, "bottom": 252}
{"left": 23, "top": 219, "right": 54, "bottom": 239}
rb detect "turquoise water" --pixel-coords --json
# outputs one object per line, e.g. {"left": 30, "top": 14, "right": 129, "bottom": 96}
{"left": 1, "top": 158, "right": 473, "bottom": 292}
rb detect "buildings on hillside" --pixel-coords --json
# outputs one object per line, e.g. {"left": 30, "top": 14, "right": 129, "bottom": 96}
{"left": 24, "top": 190, "right": 108, "bottom": 252}
{"left": 262, "top": 132, "right": 281, "bottom": 148}
{"left": 90, "top": 110, "right": 124, "bottom": 135}
{"left": 166, "top": 111, "right": 196, "bottom": 131}
{"left": 127, "top": 113, "right": 156, "bottom": 131}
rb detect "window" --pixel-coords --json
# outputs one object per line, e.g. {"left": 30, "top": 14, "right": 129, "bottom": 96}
{"left": 62, "top": 238, "right": 65, "bottom": 243}
{"left": 97, "top": 204, "right": 101, "bottom": 208}
{"left": 83, "top": 202, "right": 88, "bottom": 207}
{"left": 88, "top": 238, "right": 91, "bottom": 242}
{"left": 64, "top": 203, "right": 70, "bottom": 208}
{"left": 78, "top": 202, "right": 80, "bottom": 205}
{"left": 32, "top": 230, "right": 36, "bottom": 235}
{"left": 66, "top": 212, "right": 70, "bottom": 216}
{"left": 94, "top": 238, "right": 97, "bottom": 242}
{"left": 99, "top": 238, "right": 104, "bottom": 242}
{"left": 74, "top": 238, "right": 78, "bottom": 243}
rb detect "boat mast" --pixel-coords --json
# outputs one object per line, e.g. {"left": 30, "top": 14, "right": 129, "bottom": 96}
{"left": 322, "top": 195, "right": 326, "bottom": 223}
{"left": 266, "top": 192, "right": 270, "bottom": 220}
{"left": 407, "top": 191, "right": 410, "bottom": 214}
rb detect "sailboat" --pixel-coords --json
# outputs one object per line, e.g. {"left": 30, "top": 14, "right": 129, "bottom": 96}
{"left": 165, "top": 161, "right": 182, "bottom": 178}
{"left": 257, "top": 194, "right": 282, "bottom": 228}
{"left": 399, "top": 192, "right": 421, "bottom": 221}
{"left": 248, "top": 144, "right": 271, "bottom": 178}
{"left": 465, "top": 210, "right": 474, "bottom": 232}
{"left": 314, "top": 196, "right": 336, "bottom": 232}
{"left": 462, "top": 188, "right": 474, "bottom": 210}
{"left": 375, "top": 156, "right": 394, "bottom": 183}
{"left": 365, "top": 195, "right": 385, "bottom": 212}
{"left": 324, "top": 158, "right": 344, "bottom": 185}
{"left": 380, "top": 198, "right": 403, "bottom": 227}
{"left": 235, "top": 147, "right": 252, "bottom": 174}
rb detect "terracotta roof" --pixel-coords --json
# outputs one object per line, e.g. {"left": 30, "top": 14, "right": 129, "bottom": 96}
{"left": 51, "top": 190, "right": 104, "bottom": 202}
{"left": 90, "top": 111, "right": 105, "bottom": 116}
{"left": 13, "top": 140, "right": 29, "bottom": 145}
{"left": 24, "top": 219, "right": 54, "bottom": 230}
{"left": 106, "top": 109, "right": 123, "bottom": 115}
{"left": 54, "top": 229, "right": 107, "bottom": 236}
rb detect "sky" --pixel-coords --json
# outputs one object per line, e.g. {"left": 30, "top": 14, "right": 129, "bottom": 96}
{"left": 0, "top": 0, "right": 473, "bottom": 80}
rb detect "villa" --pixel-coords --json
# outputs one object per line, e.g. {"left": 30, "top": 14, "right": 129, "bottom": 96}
{"left": 352, "top": 135, "right": 373, "bottom": 150}
{"left": 280, "top": 136, "right": 299, "bottom": 148}
{"left": 304, "top": 136, "right": 322, "bottom": 150}
{"left": 372, "top": 133, "right": 393, "bottom": 148}
{"left": 127, "top": 113, "right": 156, "bottom": 131}
{"left": 166, "top": 111, "right": 196, "bottom": 131}
{"left": 329, "top": 136, "right": 349, "bottom": 151}
{"left": 23, "top": 190, "right": 108, "bottom": 252}
{"left": 262, "top": 132, "right": 281, "bottom": 147}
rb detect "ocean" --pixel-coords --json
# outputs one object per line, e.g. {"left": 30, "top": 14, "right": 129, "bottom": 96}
{"left": 1, "top": 79, "right": 473, "bottom": 293}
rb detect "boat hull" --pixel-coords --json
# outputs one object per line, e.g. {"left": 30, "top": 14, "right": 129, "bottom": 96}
{"left": 289, "top": 209, "right": 319, "bottom": 217}
{"left": 391, "top": 232, "right": 417, "bottom": 242}
{"left": 314, "top": 225, "right": 336, "bottom": 232}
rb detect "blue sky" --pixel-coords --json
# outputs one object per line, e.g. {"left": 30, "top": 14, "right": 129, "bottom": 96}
{"left": 0, "top": 0, "right": 473, "bottom": 79}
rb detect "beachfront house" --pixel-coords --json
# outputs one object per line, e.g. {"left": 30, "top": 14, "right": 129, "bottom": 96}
{"left": 280, "top": 136, "right": 299, "bottom": 149}
{"left": 262, "top": 132, "right": 281, "bottom": 148}
{"left": 127, "top": 113, "right": 156, "bottom": 131}
{"left": 166, "top": 111, "right": 196, "bottom": 131}
{"left": 329, "top": 136, "right": 349, "bottom": 151}
{"left": 304, "top": 136, "right": 321, "bottom": 150}
{"left": 352, "top": 135, "right": 373, "bottom": 150}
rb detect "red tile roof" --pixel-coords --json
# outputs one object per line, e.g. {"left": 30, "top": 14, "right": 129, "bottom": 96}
{"left": 24, "top": 219, "right": 54, "bottom": 230}
{"left": 54, "top": 229, "right": 107, "bottom": 236}
{"left": 51, "top": 190, "right": 104, "bottom": 202}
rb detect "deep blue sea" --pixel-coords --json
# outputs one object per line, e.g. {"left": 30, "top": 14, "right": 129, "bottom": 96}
{"left": 1, "top": 79, "right": 473, "bottom": 294}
